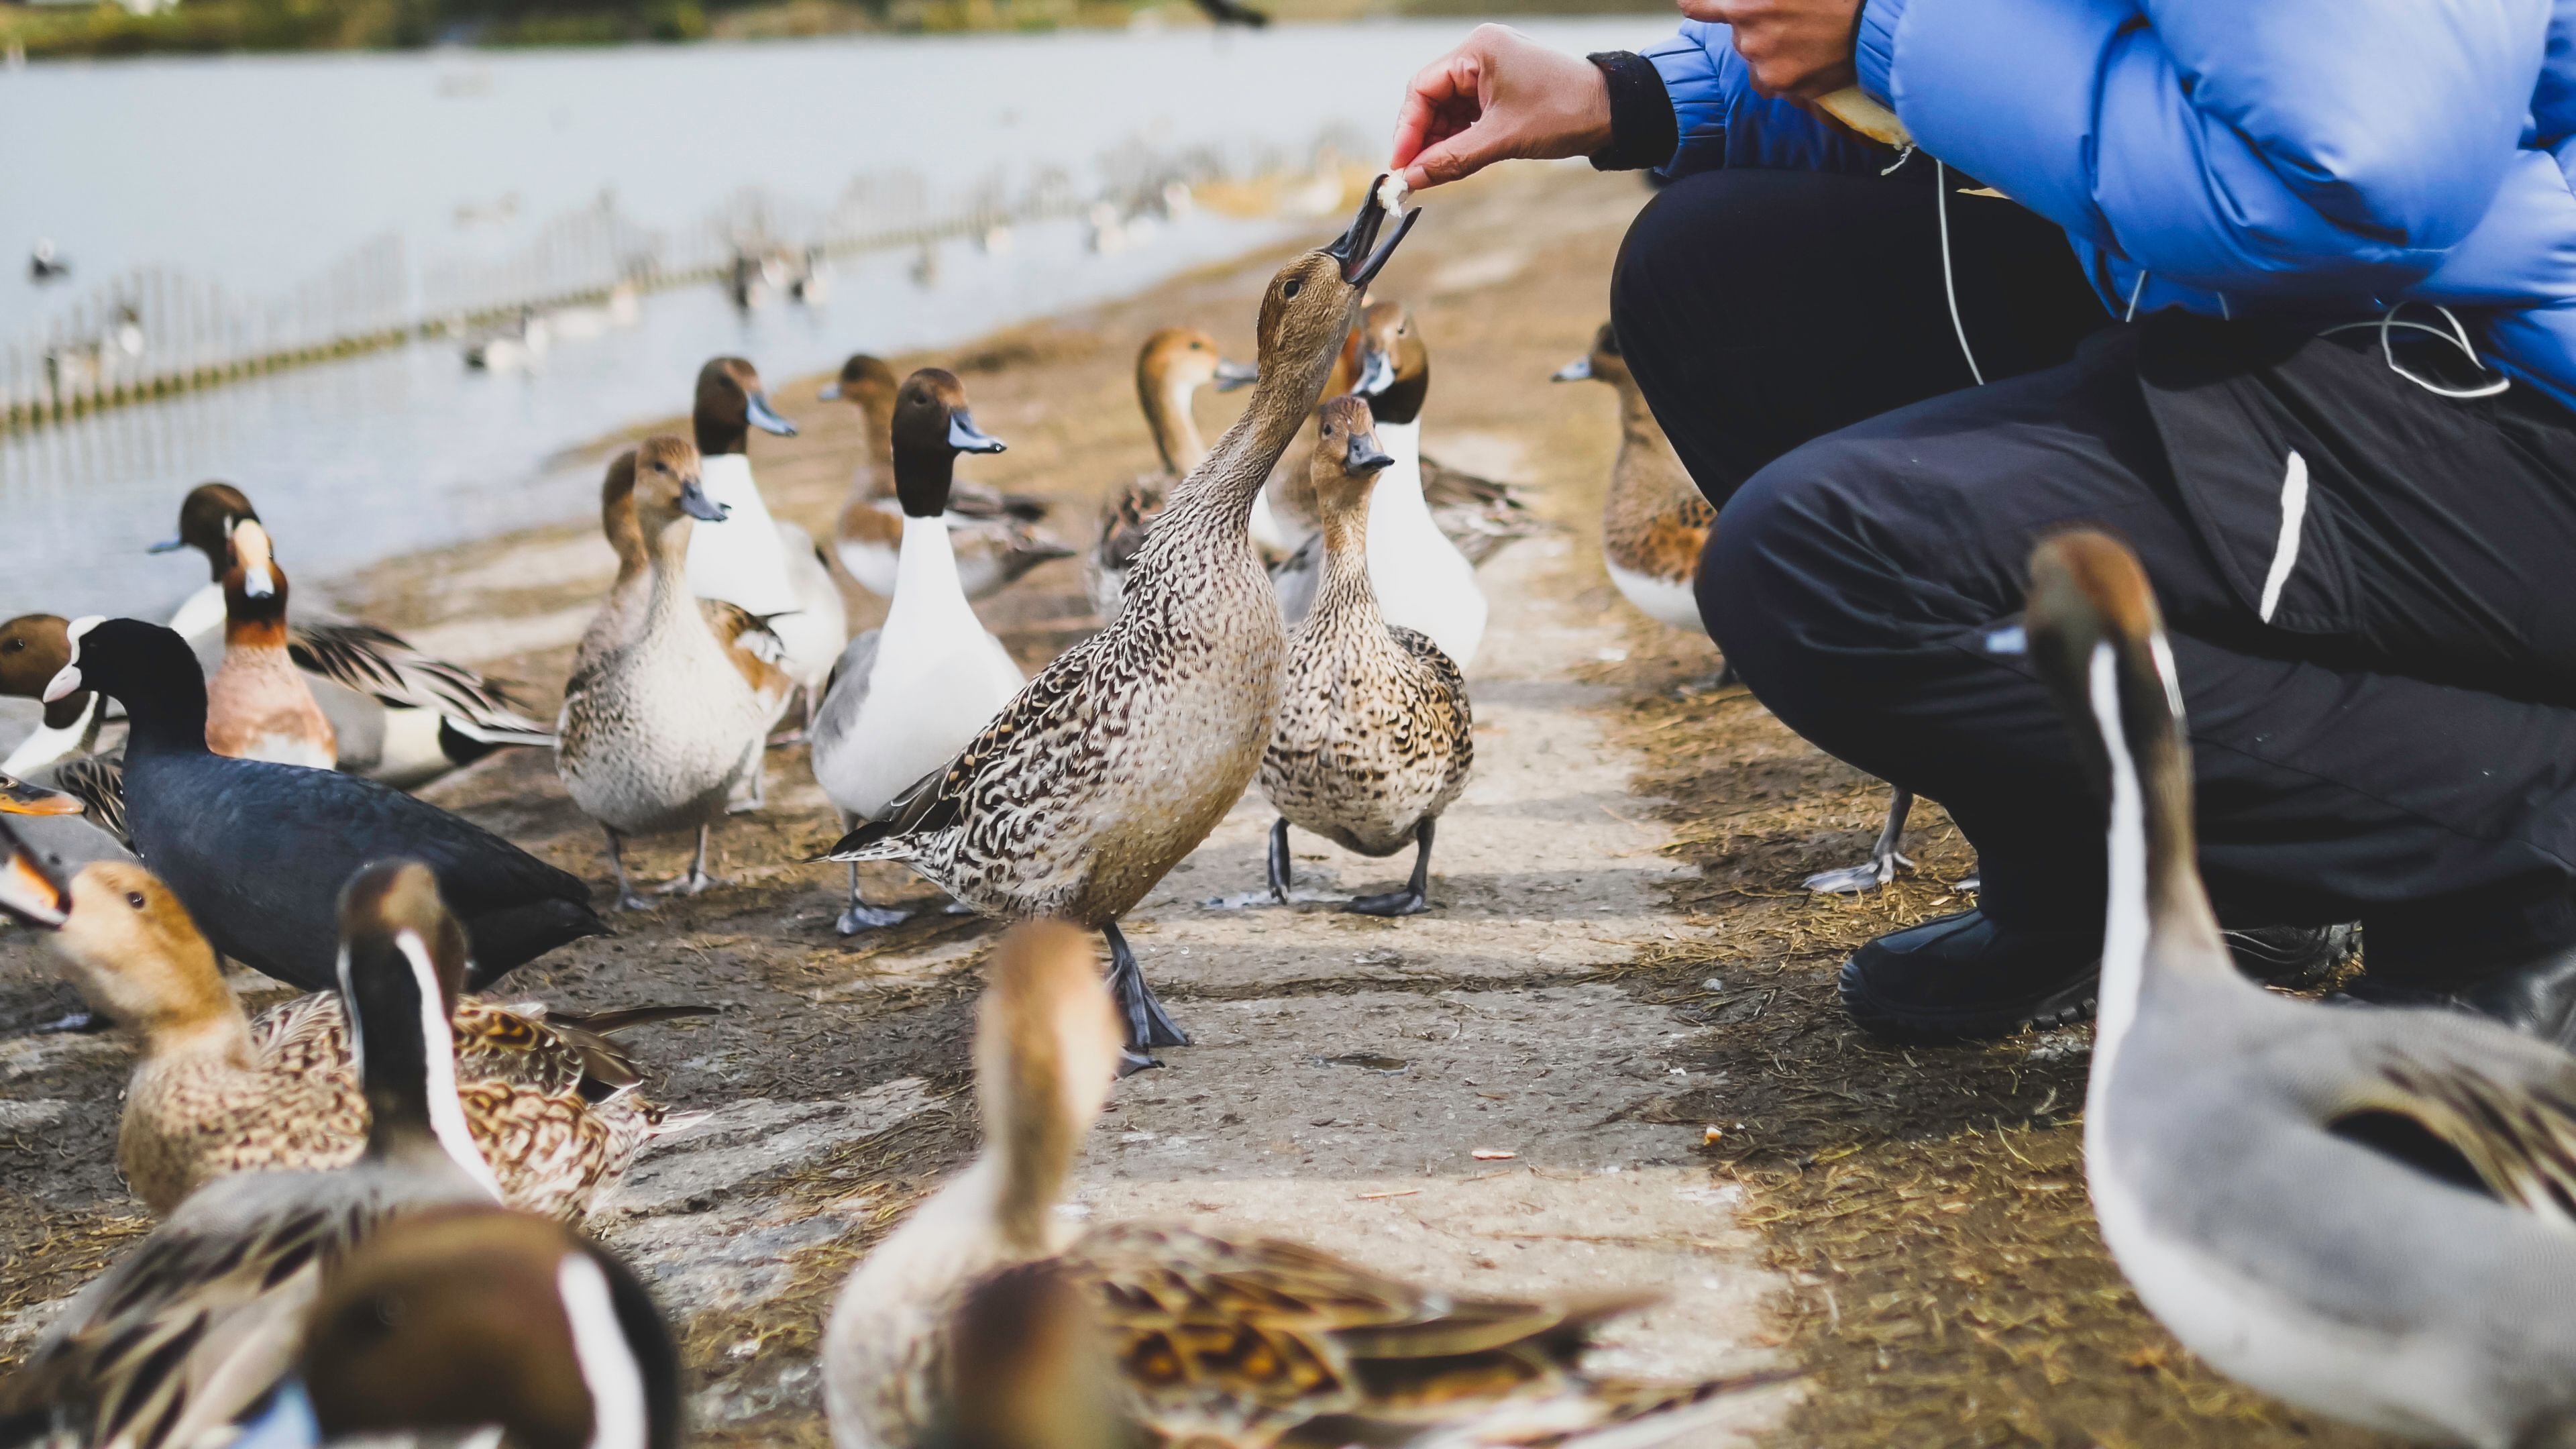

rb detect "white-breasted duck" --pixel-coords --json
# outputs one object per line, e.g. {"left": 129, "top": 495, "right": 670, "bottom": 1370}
{"left": 203, "top": 519, "right": 338, "bottom": 770}
{"left": 559, "top": 435, "right": 773, "bottom": 908}
{"left": 1260, "top": 396, "right": 1473, "bottom": 918}
{"left": 826, "top": 186, "right": 1421, "bottom": 1064}
{"left": 2026, "top": 530, "right": 2576, "bottom": 1445}
{"left": 0, "top": 861, "right": 505, "bottom": 1449}
{"left": 0, "top": 831, "right": 696, "bottom": 1220}
{"left": 826, "top": 352, "right": 1073, "bottom": 602}
{"left": 0, "top": 613, "right": 129, "bottom": 845}
{"left": 1084, "top": 327, "right": 1258, "bottom": 625}
{"left": 686, "top": 356, "right": 849, "bottom": 727}
{"left": 237, "top": 1205, "right": 682, "bottom": 1449}
{"left": 824, "top": 923, "right": 1794, "bottom": 1449}
{"left": 1553, "top": 322, "right": 1713, "bottom": 634}
{"left": 42, "top": 616, "right": 605, "bottom": 994}
{"left": 1272, "top": 301, "right": 1491, "bottom": 667}
{"left": 152, "top": 483, "right": 557, "bottom": 788}
{"left": 811, "top": 370, "right": 1026, "bottom": 934}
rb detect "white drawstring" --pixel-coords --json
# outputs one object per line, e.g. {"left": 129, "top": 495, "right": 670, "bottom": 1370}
{"left": 2320, "top": 303, "right": 2512, "bottom": 399}
{"left": 1933, "top": 160, "right": 1985, "bottom": 386}
{"left": 2123, "top": 269, "right": 2149, "bottom": 323}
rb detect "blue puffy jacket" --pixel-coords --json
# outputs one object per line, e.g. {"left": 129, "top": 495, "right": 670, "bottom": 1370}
{"left": 1642, "top": 0, "right": 2576, "bottom": 407}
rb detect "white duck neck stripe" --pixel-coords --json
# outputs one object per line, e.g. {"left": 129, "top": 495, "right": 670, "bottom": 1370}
{"left": 2256, "top": 451, "right": 2309, "bottom": 625}
{"left": 2090, "top": 641, "right": 2150, "bottom": 1077}
{"left": 557, "top": 1254, "right": 652, "bottom": 1449}
{"left": 394, "top": 930, "right": 504, "bottom": 1201}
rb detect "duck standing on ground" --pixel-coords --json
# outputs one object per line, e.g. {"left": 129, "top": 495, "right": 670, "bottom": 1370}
{"left": 1553, "top": 323, "right": 1712, "bottom": 634}
{"left": 812, "top": 370, "right": 1026, "bottom": 934}
{"left": 826, "top": 189, "right": 1420, "bottom": 1062}
{"left": 1085, "top": 327, "right": 1258, "bottom": 623}
{"left": 1260, "top": 396, "right": 1472, "bottom": 917}
{"left": 0, "top": 861, "right": 504, "bottom": 1449}
{"left": 826, "top": 352, "right": 1072, "bottom": 602}
{"left": 824, "top": 922, "right": 1792, "bottom": 1449}
{"left": 686, "top": 356, "right": 849, "bottom": 734}
{"left": 42, "top": 617, "right": 604, "bottom": 993}
{"left": 203, "top": 520, "right": 337, "bottom": 770}
{"left": 150, "top": 483, "right": 557, "bottom": 788}
{"left": 2027, "top": 530, "right": 2576, "bottom": 1445}
{"left": 561, "top": 435, "right": 773, "bottom": 908}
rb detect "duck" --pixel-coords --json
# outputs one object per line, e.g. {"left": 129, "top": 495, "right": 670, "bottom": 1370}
{"left": 686, "top": 356, "right": 849, "bottom": 728}
{"left": 41, "top": 616, "right": 606, "bottom": 994}
{"left": 1552, "top": 323, "right": 1713, "bottom": 633}
{"left": 1260, "top": 396, "right": 1474, "bottom": 918}
{"left": 1271, "top": 301, "right": 1491, "bottom": 668}
{"left": 1084, "top": 327, "right": 1258, "bottom": 624}
{"left": 233, "top": 1205, "right": 682, "bottom": 1449}
{"left": 2023, "top": 529, "right": 2576, "bottom": 1446}
{"left": 560, "top": 435, "right": 773, "bottom": 908}
{"left": 0, "top": 860, "right": 506, "bottom": 1449}
{"left": 0, "top": 828, "right": 694, "bottom": 1220}
{"left": 0, "top": 612, "right": 129, "bottom": 843}
{"left": 0, "top": 773, "right": 129, "bottom": 878}
{"left": 824, "top": 186, "right": 1421, "bottom": 1063}
{"left": 823, "top": 922, "right": 1792, "bottom": 1449}
{"left": 203, "top": 519, "right": 338, "bottom": 770}
{"left": 825, "top": 352, "right": 1073, "bottom": 603}
{"left": 811, "top": 370, "right": 1026, "bottom": 934}
{"left": 150, "top": 482, "right": 558, "bottom": 788}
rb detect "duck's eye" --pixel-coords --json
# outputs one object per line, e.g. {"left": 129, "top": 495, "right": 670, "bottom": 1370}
{"left": 126, "top": 892, "right": 145, "bottom": 910}
{"left": 1281, "top": 278, "right": 1303, "bottom": 300}
{"left": 3, "top": 639, "right": 19, "bottom": 651}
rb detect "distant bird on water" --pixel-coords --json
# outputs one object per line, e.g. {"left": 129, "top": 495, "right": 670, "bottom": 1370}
{"left": 29, "top": 238, "right": 70, "bottom": 283}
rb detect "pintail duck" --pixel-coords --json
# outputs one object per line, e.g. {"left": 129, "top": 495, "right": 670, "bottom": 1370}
{"left": 44, "top": 616, "right": 605, "bottom": 994}
{"left": 1273, "top": 302, "right": 1492, "bottom": 667}
{"left": 824, "top": 186, "right": 1420, "bottom": 1063}
{"left": 0, "top": 861, "right": 505, "bottom": 1449}
{"left": 812, "top": 370, "right": 1026, "bottom": 934}
{"left": 824, "top": 922, "right": 1791, "bottom": 1449}
{"left": 1085, "top": 327, "right": 1258, "bottom": 625}
{"left": 1553, "top": 323, "right": 1712, "bottom": 634}
{"left": 826, "top": 353, "right": 1073, "bottom": 603}
{"left": 1260, "top": 397, "right": 1473, "bottom": 918}
{"left": 152, "top": 483, "right": 557, "bottom": 788}
{"left": 237, "top": 1205, "right": 681, "bottom": 1449}
{"left": 560, "top": 435, "right": 773, "bottom": 908}
{"left": 203, "top": 521, "right": 337, "bottom": 770}
{"left": 2022, "top": 529, "right": 2576, "bottom": 1445}
{"left": 686, "top": 356, "right": 850, "bottom": 727}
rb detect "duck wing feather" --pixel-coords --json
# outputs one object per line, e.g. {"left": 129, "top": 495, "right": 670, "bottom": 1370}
{"left": 2322, "top": 1020, "right": 2576, "bottom": 1230}
{"left": 286, "top": 621, "right": 553, "bottom": 746}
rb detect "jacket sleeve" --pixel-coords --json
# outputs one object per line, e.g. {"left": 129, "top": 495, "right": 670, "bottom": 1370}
{"left": 1643, "top": 21, "right": 1897, "bottom": 180}
{"left": 1855, "top": 0, "right": 2549, "bottom": 302}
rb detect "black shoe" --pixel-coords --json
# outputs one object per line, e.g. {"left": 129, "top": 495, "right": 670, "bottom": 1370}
{"left": 1838, "top": 910, "right": 2359, "bottom": 1044}
{"left": 2334, "top": 944, "right": 2576, "bottom": 1051}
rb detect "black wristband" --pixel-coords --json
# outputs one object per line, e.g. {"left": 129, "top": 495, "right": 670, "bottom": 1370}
{"left": 1587, "top": 51, "right": 1678, "bottom": 172}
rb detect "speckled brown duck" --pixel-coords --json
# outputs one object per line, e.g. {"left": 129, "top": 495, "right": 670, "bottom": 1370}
{"left": 826, "top": 186, "right": 1420, "bottom": 1063}
{"left": 1260, "top": 396, "right": 1473, "bottom": 918}
{"left": 1554, "top": 321, "right": 1713, "bottom": 633}
{"left": 1084, "top": 327, "right": 1258, "bottom": 624}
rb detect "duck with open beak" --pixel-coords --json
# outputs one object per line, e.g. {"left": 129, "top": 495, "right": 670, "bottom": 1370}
{"left": 1324, "top": 172, "right": 1421, "bottom": 290}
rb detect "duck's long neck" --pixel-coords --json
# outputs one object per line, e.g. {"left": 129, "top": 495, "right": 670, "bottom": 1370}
{"left": 604, "top": 491, "right": 649, "bottom": 619}
{"left": 352, "top": 938, "right": 504, "bottom": 1199}
{"left": 1166, "top": 345, "right": 1340, "bottom": 527}
{"left": 643, "top": 519, "right": 700, "bottom": 637}
{"left": 1312, "top": 500, "right": 1385, "bottom": 635}
{"left": 121, "top": 662, "right": 213, "bottom": 758}
{"left": 1142, "top": 374, "right": 1207, "bottom": 476}
{"left": 888, "top": 515, "right": 973, "bottom": 631}
{"left": 695, "top": 418, "right": 747, "bottom": 458}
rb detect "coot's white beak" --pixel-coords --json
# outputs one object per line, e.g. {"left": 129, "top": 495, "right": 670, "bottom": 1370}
{"left": 41, "top": 664, "right": 80, "bottom": 704}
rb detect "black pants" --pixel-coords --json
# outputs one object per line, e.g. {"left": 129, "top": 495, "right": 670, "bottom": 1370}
{"left": 1611, "top": 168, "right": 2576, "bottom": 974}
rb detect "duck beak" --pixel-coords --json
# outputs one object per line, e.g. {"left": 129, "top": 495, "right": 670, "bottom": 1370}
{"left": 0, "top": 825, "right": 70, "bottom": 930}
{"left": 745, "top": 390, "right": 799, "bottom": 437}
{"left": 947, "top": 411, "right": 1007, "bottom": 453}
{"left": 1324, "top": 174, "right": 1421, "bottom": 287}
{"left": 1346, "top": 433, "right": 1395, "bottom": 474}
{"left": 145, "top": 535, "right": 185, "bottom": 554}
{"left": 1552, "top": 358, "right": 1592, "bottom": 382}
{"left": 1213, "top": 360, "right": 1258, "bottom": 392}
{"left": 242, "top": 563, "right": 276, "bottom": 599}
{"left": 818, "top": 381, "right": 844, "bottom": 400}
{"left": 41, "top": 663, "right": 81, "bottom": 704}
{"left": 0, "top": 776, "right": 85, "bottom": 817}
{"left": 678, "top": 479, "right": 730, "bottom": 523}
{"left": 1353, "top": 345, "right": 1397, "bottom": 398}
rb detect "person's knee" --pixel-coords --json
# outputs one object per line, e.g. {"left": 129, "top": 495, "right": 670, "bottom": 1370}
{"left": 1698, "top": 432, "right": 1900, "bottom": 692}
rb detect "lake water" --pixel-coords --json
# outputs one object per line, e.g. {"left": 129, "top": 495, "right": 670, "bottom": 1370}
{"left": 0, "top": 18, "right": 1667, "bottom": 622}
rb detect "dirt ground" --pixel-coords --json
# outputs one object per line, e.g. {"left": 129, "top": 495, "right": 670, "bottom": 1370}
{"left": 0, "top": 164, "right": 2402, "bottom": 1448}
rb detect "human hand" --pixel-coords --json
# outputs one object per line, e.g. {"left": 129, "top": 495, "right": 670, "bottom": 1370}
{"left": 1388, "top": 24, "right": 1614, "bottom": 192}
{"left": 1677, "top": 0, "right": 1862, "bottom": 100}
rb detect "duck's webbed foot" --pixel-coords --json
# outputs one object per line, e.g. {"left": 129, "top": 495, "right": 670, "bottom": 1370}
{"left": 1803, "top": 788, "right": 1915, "bottom": 894}
{"left": 1104, "top": 920, "right": 1190, "bottom": 1058}
{"left": 1267, "top": 817, "right": 1293, "bottom": 903}
{"left": 1345, "top": 818, "right": 1435, "bottom": 918}
{"left": 836, "top": 863, "right": 912, "bottom": 934}
{"left": 654, "top": 826, "right": 729, "bottom": 896}
{"left": 606, "top": 829, "right": 657, "bottom": 912}
{"left": 32, "top": 1009, "right": 104, "bottom": 1035}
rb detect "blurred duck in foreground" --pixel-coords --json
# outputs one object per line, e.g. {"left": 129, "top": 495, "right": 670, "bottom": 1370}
{"left": 0, "top": 862, "right": 504, "bottom": 1449}
{"left": 151, "top": 482, "right": 557, "bottom": 788}
{"left": 234, "top": 1205, "right": 682, "bottom": 1449}
{"left": 2027, "top": 530, "right": 2576, "bottom": 1446}
{"left": 203, "top": 519, "right": 335, "bottom": 769}
{"left": 1260, "top": 397, "right": 1473, "bottom": 918}
{"left": 826, "top": 352, "right": 1071, "bottom": 602}
{"left": 0, "top": 821, "right": 698, "bottom": 1219}
{"left": 812, "top": 370, "right": 1025, "bottom": 934}
{"left": 685, "top": 356, "right": 848, "bottom": 731}
{"left": 43, "top": 617, "right": 605, "bottom": 994}
{"left": 1552, "top": 323, "right": 1712, "bottom": 636}
{"left": 561, "top": 436, "right": 774, "bottom": 908}
{"left": 1085, "top": 327, "right": 1258, "bottom": 624}
{"left": 824, "top": 923, "right": 1793, "bottom": 1449}
{"left": 824, "top": 189, "right": 1420, "bottom": 1064}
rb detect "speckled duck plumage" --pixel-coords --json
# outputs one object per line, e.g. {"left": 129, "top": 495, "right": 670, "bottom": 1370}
{"left": 1559, "top": 322, "right": 1710, "bottom": 633}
